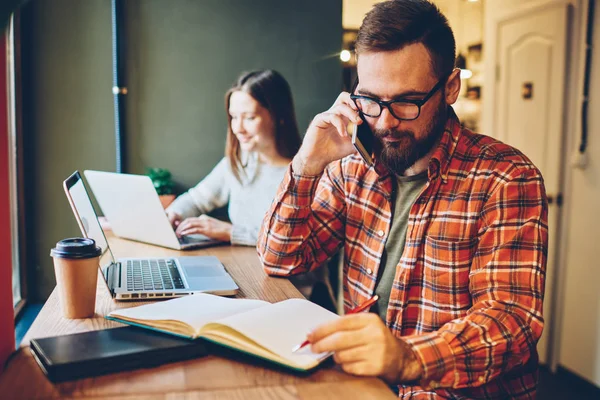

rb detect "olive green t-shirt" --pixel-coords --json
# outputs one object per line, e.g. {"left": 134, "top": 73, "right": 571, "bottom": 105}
{"left": 375, "top": 171, "right": 428, "bottom": 321}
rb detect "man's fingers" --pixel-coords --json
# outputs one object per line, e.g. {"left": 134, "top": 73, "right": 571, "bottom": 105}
{"left": 332, "top": 344, "right": 368, "bottom": 365}
{"left": 330, "top": 104, "right": 361, "bottom": 125}
{"left": 311, "top": 330, "right": 364, "bottom": 354}
{"left": 313, "top": 102, "right": 361, "bottom": 135}
{"left": 330, "top": 114, "right": 348, "bottom": 137}
{"left": 331, "top": 91, "right": 351, "bottom": 106}
{"left": 309, "top": 313, "right": 376, "bottom": 342}
{"left": 332, "top": 92, "right": 359, "bottom": 110}
{"left": 318, "top": 113, "right": 352, "bottom": 138}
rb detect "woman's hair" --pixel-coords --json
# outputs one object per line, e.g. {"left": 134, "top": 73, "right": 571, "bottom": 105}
{"left": 225, "top": 69, "right": 301, "bottom": 182}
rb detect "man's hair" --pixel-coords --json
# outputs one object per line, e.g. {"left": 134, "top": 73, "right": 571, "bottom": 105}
{"left": 356, "top": 0, "right": 456, "bottom": 79}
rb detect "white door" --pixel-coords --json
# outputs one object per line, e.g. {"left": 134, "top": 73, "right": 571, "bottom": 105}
{"left": 493, "top": 2, "right": 569, "bottom": 365}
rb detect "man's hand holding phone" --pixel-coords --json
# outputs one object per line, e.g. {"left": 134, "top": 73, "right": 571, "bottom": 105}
{"left": 292, "top": 92, "right": 363, "bottom": 176}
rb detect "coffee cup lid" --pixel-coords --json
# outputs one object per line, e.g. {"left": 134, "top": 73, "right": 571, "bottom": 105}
{"left": 50, "top": 238, "right": 102, "bottom": 259}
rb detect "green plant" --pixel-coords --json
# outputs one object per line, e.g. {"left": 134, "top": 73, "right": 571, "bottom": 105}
{"left": 147, "top": 167, "right": 174, "bottom": 195}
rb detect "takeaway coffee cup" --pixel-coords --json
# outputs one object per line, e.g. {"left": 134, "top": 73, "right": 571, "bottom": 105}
{"left": 50, "top": 238, "right": 102, "bottom": 319}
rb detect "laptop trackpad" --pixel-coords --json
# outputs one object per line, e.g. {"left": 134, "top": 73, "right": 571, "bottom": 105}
{"left": 177, "top": 256, "right": 238, "bottom": 294}
{"left": 178, "top": 256, "right": 230, "bottom": 286}
{"left": 183, "top": 265, "right": 222, "bottom": 278}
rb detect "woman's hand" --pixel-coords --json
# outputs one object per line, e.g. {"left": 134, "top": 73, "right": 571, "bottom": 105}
{"left": 175, "top": 215, "right": 233, "bottom": 242}
{"left": 166, "top": 211, "right": 183, "bottom": 229}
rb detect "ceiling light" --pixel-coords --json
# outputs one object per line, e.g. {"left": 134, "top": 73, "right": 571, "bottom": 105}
{"left": 340, "top": 50, "right": 352, "bottom": 63}
{"left": 460, "top": 69, "right": 473, "bottom": 79}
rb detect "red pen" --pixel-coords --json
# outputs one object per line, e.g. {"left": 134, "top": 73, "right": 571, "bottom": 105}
{"left": 291, "top": 294, "right": 379, "bottom": 353}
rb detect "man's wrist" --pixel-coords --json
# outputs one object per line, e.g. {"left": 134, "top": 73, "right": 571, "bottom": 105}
{"left": 291, "top": 153, "right": 327, "bottom": 177}
{"left": 397, "top": 338, "right": 423, "bottom": 383}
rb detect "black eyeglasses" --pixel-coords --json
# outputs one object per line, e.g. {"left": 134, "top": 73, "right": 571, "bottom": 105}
{"left": 350, "top": 76, "right": 448, "bottom": 121}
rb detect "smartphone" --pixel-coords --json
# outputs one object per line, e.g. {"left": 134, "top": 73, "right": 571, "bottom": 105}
{"left": 351, "top": 114, "right": 374, "bottom": 166}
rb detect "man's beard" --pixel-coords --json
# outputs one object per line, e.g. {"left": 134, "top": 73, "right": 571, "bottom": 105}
{"left": 375, "top": 102, "right": 448, "bottom": 176}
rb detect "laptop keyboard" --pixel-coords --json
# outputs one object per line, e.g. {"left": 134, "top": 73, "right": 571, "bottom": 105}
{"left": 126, "top": 259, "right": 185, "bottom": 292}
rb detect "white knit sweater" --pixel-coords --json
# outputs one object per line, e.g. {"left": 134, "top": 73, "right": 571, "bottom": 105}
{"left": 166, "top": 155, "right": 288, "bottom": 246}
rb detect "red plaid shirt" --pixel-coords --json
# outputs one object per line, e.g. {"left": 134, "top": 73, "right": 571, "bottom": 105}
{"left": 257, "top": 111, "right": 548, "bottom": 399}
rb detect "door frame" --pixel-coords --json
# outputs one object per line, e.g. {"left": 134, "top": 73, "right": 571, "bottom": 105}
{"left": 482, "top": 0, "right": 584, "bottom": 372}
{"left": 549, "top": 0, "right": 592, "bottom": 374}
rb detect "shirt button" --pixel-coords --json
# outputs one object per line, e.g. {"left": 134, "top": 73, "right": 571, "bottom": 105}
{"left": 377, "top": 230, "right": 385, "bottom": 237}
{"left": 366, "top": 268, "right": 373, "bottom": 275}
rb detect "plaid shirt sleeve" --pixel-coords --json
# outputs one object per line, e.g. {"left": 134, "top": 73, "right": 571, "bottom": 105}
{"left": 403, "top": 165, "right": 548, "bottom": 390}
{"left": 257, "top": 162, "right": 347, "bottom": 275}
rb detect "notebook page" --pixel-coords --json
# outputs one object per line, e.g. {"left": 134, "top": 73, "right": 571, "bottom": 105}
{"left": 213, "top": 298, "right": 338, "bottom": 367}
{"left": 108, "top": 294, "right": 269, "bottom": 333}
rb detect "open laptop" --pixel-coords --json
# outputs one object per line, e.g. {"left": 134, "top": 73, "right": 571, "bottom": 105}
{"left": 63, "top": 171, "right": 239, "bottom": 300}
{"left": 83, "top": 170, "right": 221, "bottom": 250}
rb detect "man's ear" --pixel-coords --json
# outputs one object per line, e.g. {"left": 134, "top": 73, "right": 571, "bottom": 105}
{"left": 444, "top": 68, "right": 462, "bottom": 105}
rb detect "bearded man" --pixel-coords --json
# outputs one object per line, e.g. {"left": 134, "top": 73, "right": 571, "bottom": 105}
{"left": 257, "top": 1, "right": 548, "bottom": 398}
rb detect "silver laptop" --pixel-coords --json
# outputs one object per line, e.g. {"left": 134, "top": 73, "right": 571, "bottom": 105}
{"left": 83, "top": 170, "right": 221, "bottom": 250}
{"left": 63, "top": 171, "right": 239, "bottom": 300}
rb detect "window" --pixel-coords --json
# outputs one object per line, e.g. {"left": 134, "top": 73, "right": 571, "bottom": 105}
{"left": 7, "top": 16, "right": 22, "bottom": 311}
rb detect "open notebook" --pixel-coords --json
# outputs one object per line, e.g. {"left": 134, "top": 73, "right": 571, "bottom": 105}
{"left": 106, "top": 294, "right": 338, "bottom": 371}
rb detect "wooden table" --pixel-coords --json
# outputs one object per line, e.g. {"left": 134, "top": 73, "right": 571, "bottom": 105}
{"left": 0, "top": 235, "right": 395, "bottom": 399}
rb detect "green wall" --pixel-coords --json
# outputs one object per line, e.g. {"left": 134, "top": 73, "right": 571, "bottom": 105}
{"left": 21, "top": 0, "right": 343, "bottom": 301}
{"left": 21, "top": 0, "right": 115, "bottom": 301}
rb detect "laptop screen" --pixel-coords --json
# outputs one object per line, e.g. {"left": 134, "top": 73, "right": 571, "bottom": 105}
{"left": 63, "top": 171, "right": 116, "bottom": 278}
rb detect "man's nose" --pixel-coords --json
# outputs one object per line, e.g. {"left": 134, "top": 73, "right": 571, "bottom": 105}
{"left": 375, "top": 107, "right": 401, "bottom": 132}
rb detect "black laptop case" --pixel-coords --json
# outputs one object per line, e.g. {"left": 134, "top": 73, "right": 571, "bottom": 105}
{"left": 30, "top": 327, "right": 207, "bottom": 382}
